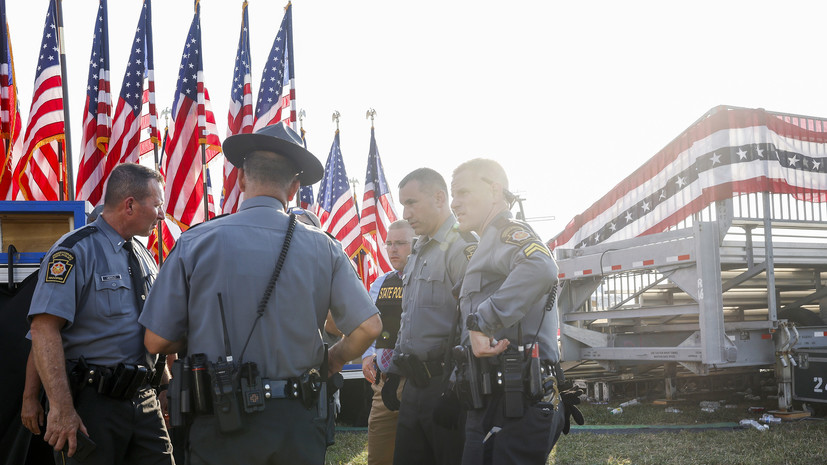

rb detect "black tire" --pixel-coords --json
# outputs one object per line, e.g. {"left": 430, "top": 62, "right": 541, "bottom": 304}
{"left": 777, "top": 307, "right": 825, "bottom": 326}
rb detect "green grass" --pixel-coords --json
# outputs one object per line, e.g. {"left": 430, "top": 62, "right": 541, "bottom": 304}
{"left": 324, "top": 402, "right": 827, "bottom": 465}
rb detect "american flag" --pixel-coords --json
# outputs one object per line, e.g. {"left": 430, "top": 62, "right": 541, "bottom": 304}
{"left": 317, "top": 130, "right": 362, "bottom": 259}
{"left": 108, "top": 0, "right": 157, "bottom": 168}
{"left": 360, "top": 126, "right": 397, "bottom": 274}
{"left": 253, "top": 2, "right": 294, "bottom": 131}
{"left": 147, "top": 216, "right": 179, "bottom": 264}
{"left": 0, "top": 0, "right": 22, "bottom": 200}
{"left": 75, "top": 0, "right": 111, "bottom": 207}
{"left": 550, "top": 106, "right": 827, "bottom": 252}
{"left": 222, "top": 0, "right": 252, "bottom": 215}
{"left": 146, "top": 127, "right": 177, "bottom": 263}
{"left": 14, "top": 0, "right": 65, "bottom": 201}
{"left": 206, "top": 167, "right": 216, "bottom": 219}
{"left": 298, "top": 126, "right": 314, "bottom": 209}
{"left": 163, "top": 3, "right": 221, "bottom": 228}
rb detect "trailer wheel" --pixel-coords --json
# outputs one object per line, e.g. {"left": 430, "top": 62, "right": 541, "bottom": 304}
{"left": 777, "top": 307, "right": 825, "bottom": 326}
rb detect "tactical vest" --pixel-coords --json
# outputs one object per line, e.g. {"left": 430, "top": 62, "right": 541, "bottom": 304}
{"left": 375, "top": 273, "right": 403, "bottom": 349}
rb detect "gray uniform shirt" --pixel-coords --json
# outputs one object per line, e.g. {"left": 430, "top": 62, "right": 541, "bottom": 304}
{"left": 394, "top": 215, "right": 477, "bottom": 362}
{"left": 28, "top": 217, "right": 157, "bottom": 366}
{"left": 459, "top": 211, "right": 560, "bottom": 361}
{"left": 139, "top": 196, "right": 379, "bottom": 379}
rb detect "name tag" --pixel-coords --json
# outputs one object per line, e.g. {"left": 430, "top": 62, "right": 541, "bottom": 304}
{"left": 101, "top": 274, "right": 122, "bottom": 282}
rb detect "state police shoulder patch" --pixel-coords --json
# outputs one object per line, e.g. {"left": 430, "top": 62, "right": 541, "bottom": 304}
{"left": 45, "top": 250, "right": 75, "bottom": 284}
{"left": 501, "top": 224, "right": 536, "bottom": 246}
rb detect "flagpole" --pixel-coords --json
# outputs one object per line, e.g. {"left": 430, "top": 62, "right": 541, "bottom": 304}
{"left": 201, "top": 142, "right": 208, "bottom": 221}
{"left": 55, "top": 0, "right": 74, "bottom": 200}
{"left": 296, "top": 108, "right": 306, "bottom": 207}
{"left": 154, "top": 123, "right": 168, "bottom": 266}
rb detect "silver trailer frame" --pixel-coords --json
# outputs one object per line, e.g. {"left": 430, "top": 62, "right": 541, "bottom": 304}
{"left": 556, "top": 159, "right": 827, "bottom": 410}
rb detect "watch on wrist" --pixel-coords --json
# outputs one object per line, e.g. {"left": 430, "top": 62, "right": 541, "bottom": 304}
{"left": 466, "top": 313, "right": 483, "bottom": 333}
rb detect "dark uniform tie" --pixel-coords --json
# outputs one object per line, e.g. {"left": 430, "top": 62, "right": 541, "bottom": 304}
{"left": 123, "top": 240, "right": 147, "bottom": 311}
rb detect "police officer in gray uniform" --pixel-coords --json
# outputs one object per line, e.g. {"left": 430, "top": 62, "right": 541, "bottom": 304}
{"left": 140, "top": 122, "right": 382, "bottom": 465}
{"left": 450, "top": 158, "right": 577, "bottom": 465}
{"left": 385, "top": 168, "right": 477, "bottom": 465}
{"left": 28, "top": 163, "right": 172, "bottom": 465}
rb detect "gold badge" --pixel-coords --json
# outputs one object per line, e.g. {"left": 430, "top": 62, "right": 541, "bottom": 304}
{"left": 45, "top": 251, "right": 75, "bottom": 284}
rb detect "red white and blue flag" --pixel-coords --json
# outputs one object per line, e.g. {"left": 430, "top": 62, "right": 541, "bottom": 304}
{"left": 550, "top": 106, "right": 827, "bottom": 252}
{"left": 222, "top": 0, "right": 252, "bottom": 214}
{"left": 15, "top": 0, "right": 65, "bottom": 201}
{"left": 108, "top": 0, "right": 158, "bottom": 168}
{"left": 317, "top": 130, "right": 362, "bottom": 259}
{"left": 75, "top": 0, "right": 111, "bottom": 207}
{"left": 0, "top": 0, "right": 22, "bottom": 200}
{"left": 360, "top": 126, "right": 397, "bottom": 274}
{"left": 163, "top": 2, "right": 221, "bottom": 228}
{"left": 253, "top": 2, "right": 294, "bottom": 131}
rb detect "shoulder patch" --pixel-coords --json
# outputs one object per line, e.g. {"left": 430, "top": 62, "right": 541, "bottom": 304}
{"left": 464, "top": 244, "right": 477, "bottom": 261}
{"left": 501, "top": 224, "right": 536, "bottom": 247}
{"left": 58, "top": 226, "right": 98, "bottom": 248}
{"left": 45, "top": 250, "right": 76, "bottom": 284}
{"left": 523, "top": 240, "right": 551, "bottom": 258}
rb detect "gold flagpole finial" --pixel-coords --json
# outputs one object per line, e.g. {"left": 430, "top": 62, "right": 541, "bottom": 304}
{"left": 299, "top": 109, "right": 306, "bottom": 130}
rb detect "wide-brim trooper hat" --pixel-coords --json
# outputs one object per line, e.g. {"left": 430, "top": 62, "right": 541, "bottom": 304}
{"left": 223, "top": 122, "right": 324, "bottom": 185}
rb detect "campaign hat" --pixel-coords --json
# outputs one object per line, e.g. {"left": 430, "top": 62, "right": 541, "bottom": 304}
{"left": 223, "top": 122, "right": 323, "bottom": 185}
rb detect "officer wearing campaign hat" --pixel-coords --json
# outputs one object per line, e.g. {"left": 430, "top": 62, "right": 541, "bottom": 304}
{"left": 140, "top": 122, "right": 382, "bottom": 465}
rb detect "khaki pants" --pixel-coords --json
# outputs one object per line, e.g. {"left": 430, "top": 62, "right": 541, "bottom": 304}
{"left": 367, "top": 376, "right": 405, "bottom": 465}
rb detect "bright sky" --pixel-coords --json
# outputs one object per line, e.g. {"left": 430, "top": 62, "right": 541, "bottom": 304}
{"left": 7, "top": 0, "right": 827, "bottom": 241}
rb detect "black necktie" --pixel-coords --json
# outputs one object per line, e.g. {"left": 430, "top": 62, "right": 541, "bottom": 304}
{"left": 123, "top": 240, "right": 147, "bottom": 311}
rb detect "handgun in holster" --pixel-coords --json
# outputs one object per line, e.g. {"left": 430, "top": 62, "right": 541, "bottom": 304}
{"left": 66, "top": 356, "right": 92, "bottom": 402}
{"left": 452, "top": 345, "right": 483, "bottom": 410}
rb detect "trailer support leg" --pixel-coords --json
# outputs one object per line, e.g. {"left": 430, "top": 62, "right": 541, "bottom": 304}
{"left": 664, "top": 363, "right": 678, "bottom": 401}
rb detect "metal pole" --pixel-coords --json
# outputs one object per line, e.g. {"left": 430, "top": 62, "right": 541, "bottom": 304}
{"left": 55, "top": 0, "right": 74, "bottom": 200}
{"left": 154, "top": 126, "right": 167, "bottom": 266}
{"left": 201, "top": 143, "right": 209, "bottom": 221}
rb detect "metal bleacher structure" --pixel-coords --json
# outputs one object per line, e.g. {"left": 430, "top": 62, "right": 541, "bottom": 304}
{"left": 552, "top": 106, "right": 827, "bottom": 408}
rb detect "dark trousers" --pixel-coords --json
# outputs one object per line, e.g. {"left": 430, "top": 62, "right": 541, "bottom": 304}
{"left": 53, "top": 386, "right": 174, "bottom": 465}
{"left": 187, "top": 398, "right": 326, "bottom": 465}
{"left": 461, "top": 392, "right": 564, "bottom": 465}
{"left": 392, "top": 378, "right": 463, "bottom": 465}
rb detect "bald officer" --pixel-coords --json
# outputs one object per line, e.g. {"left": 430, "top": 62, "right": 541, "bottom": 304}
{"left": 140, "top": 122, "right": 382, "bottom": 465}
{"left": 28, "top": 163, "right": 172, "bottom": 465}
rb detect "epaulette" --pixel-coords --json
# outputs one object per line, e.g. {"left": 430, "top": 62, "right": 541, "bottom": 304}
{"left": 59, "top": 226, "right": 98, "bottom": 248}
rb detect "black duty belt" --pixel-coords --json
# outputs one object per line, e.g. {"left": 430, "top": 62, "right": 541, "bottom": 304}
{"left": 394, "top": 353, "right": 445, "bottom": 387}
{"left": 67, "top": 361, "right": 153, "bottom": 401}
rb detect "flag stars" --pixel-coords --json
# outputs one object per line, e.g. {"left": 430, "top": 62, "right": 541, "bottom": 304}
{"left": 755, "top": 146, "right": 764, "bottom": 158}
{"left": 737, "top": 148, "right": 748, "bottom": 160}
{"left": 788, "top": 155, "right": 799, "bottom": 167}
{"left": 814, "top": 160, "right": 822, "bottom": 170}
{"left": 710, "top": 152, "right": 721, "bottom": 165}
{"left": 625, "top": 210, "right": 634, "bottom": 223}
{"left": 676, "top": 176, "right": 686, "bottom": 188}
{"left": 641, "top": 201, "right": 651, "bottom": 212}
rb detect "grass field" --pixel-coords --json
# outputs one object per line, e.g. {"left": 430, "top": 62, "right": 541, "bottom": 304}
{"left": 325, "top": 401, "right": 827, "bottom": 465}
